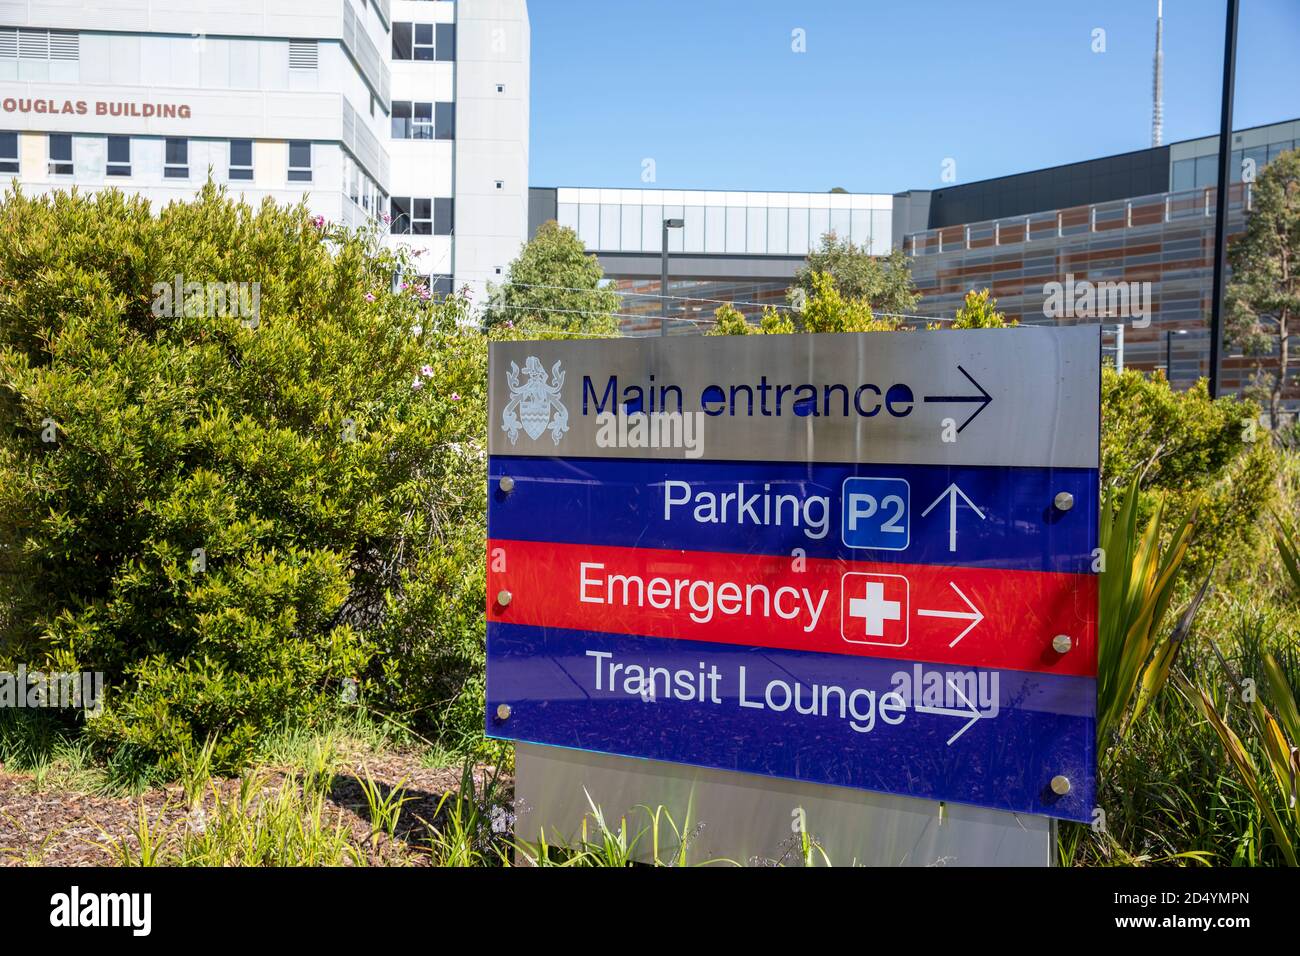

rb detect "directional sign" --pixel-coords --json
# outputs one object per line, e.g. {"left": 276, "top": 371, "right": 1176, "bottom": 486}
{"left": 486, "top": 328, "right": 1100, "bottom": 821}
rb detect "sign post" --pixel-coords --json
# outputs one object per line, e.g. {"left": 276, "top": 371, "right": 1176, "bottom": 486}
{"left": 487, "top": 327, "right": 1100, "bottom": 864}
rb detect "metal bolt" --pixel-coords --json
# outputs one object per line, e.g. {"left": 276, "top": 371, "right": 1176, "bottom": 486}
{"left": 1053, "top": 491, "right": 1074, "bottom": 512}
{"left": 496, "top": 703, "right": 512, "bottom": 721}
{"left": 499, "top": 476, "right": 515, "bottom": 493}
{"left": 496, "top": 589, "right": 512, "bottom": 607}
{"left": 1052, "top": 634, "right": 1073, "bottom": 654}
{"left": 1050, "top": 775, "right": 1071, "bottom": 796}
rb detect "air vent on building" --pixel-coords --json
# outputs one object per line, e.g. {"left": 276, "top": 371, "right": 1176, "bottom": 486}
{"left": 0, "top": 29, "right": 17, "bottom": 60}
{"left": 49, "top": 30, "right": 79, "bottom": 61}
{"left": 289, "top": 40, "right": 319, "bottom": 70}
{"left": 17, "top": 29, "right": 49, "bottom": 59}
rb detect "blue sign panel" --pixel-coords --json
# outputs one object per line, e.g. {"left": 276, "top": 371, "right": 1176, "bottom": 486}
{"left": 488, "top": 623, "right": 1096, "bottom": 820}
{"left": 488, "top": 455, "right": 1099, "bottom": 574}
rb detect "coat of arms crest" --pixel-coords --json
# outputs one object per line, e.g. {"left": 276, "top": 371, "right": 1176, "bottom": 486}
{"left": 502, "top": 356, "right": 568, "bottom": 445}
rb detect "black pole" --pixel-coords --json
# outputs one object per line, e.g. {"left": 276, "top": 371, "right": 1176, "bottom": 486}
{"left": 1208, "top": 0, "right": 1239, "bottom": 398}
{"left": 1166, "top": 329, "right": 1173, "bottom": 380}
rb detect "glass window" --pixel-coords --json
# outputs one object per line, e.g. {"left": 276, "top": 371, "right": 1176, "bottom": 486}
{"left": 871, "top": 210, "right": 891, "bottom": 256}
{"left": 49, "top": 133, "right": 73, "bottom": 175}
{"left": 391, "top": 100, "right": 411, "bottom": 138}
{"left": 809, "top": 208, "right": 831, "bottom": 246}
{"left": 640, "top": 203, "right": 662, "bottom": 251}
{"left": 106, "top": 135, "right": 130, "bottom": 176}
{"left": 557, "top": 202, "right": 578, "bottom": 231}
{"left": 1171, "top": 158, "right": 1195, "bottom": 192}
{"left": 229, "top": 139, "right": 253, "bottom": 181}
{"left": 414, "top": 23, "right": 434, "bottom": 61}
{"left": 1193, "top": 154, "right": 1218, "bottom": 188}
{"left": 830, "top": 207, "right": 851, "bottom": 241}
{"left": 0, "top": 131, "right": 17, "bottom": 174}
{"left": 1243, "top": 146, "right": 1268, "bottom": 182}
{"left": 411, "top": 102, "right": 433, "bottom": 139}
{"left": 788, "top": 207, "right": 810, "bottom": 255}
{"left": 392, "top": 22, "right": 412, "bottom": 59}
{"left": 288, "top": 140, "right": 312, "bottom": 182}
{"left": 767, "top": 207, "right": 789, "bottom": 254}
{"left": 434, "top": 197, "right": 453, "bottom": 236}
{"left": 410, "top": 197, "right": 432, "bottom": 234}
{"left": 434, "top": 102, "right": 454, "bottom": 140}
{"left": 599, "top": 203, "right": 620, "bottom": 250}
{"left": 620, "top": 203, "right": 641, "bottom": 250}
{"left": 390, "top": 197, "right": 412, "bottom": 234}
{"left": 436, "top": 24, "right": 455, "bottom": 62}
{"left": 725, "top": 206, "right": 746, "bottom": 253}
{"left": 683, "top": 205, "right": 704, "bottom": 252}
{"left": 704, "top": 206, "right": 725, "bottom": 253}
{"left": 578, "top": 203, "right": 599, "bottom": 247}
{"left": 747, "top": 206, "right": 768, "bottom": 254}
{"left": 163, "top": 138, "right": 187, "bottom": 179}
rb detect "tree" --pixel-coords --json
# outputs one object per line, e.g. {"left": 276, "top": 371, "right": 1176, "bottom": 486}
{"left": 711, "top": 273, "right": 903, "bottom": 336}
{"left": 482, "top": 220, "right": 619, "bottom": 336}
{"left": 950, "top": 288, "right": 1018, "bottom": 329}
{"left": 792, "top": 233, "right": 920, "bottom": 319}
{"left": 0, "top": 183, "right": 490, "bottom": 772}
{"left": 1226, "top": 149, "right": 1300, "bottom": 427}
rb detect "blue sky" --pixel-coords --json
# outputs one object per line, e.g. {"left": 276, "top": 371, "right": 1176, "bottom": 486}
{"left": 527, "top": 0, "right": 1300, "bottom": 193}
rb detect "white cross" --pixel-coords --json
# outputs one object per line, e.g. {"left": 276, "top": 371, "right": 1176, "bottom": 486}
{"left": 848, "top": 581, "right": 901, "bottom": 638}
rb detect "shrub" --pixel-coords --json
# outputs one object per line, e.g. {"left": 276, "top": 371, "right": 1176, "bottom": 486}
{"left": 0, "top": 184, "right": 488, "bottom": 773}
{"left": 1101, "top": 367, "right": 1276, "bottom": 573}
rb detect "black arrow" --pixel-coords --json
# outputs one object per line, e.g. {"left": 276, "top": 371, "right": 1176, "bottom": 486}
{"left": 923, "top": 365, "right": 992, "bottom": 433}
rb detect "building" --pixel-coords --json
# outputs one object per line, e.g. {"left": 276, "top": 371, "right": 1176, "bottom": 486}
{"left": 0, "top": 0, "right": 530, "bottom": 299}
{"left": 532, "top": 118, "right": 1299, "bottom": 399}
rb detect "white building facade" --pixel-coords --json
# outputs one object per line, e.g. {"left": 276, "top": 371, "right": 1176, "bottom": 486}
{"left": 0, "top": 0, "right": 529, "bottom": 299}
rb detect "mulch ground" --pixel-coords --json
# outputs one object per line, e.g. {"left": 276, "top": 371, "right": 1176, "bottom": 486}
{"left": 0, "top": 752, "right": 511, "bottom": 866}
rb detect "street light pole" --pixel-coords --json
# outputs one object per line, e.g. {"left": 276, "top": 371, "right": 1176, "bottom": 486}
{"left": 660, "top": 218, "right": 684, "bottom": 337}
{"left": 1208, "top": 0, "right": 1240, "bottom": 397}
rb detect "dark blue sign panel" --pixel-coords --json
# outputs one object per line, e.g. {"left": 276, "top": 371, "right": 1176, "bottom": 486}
{"left": 488, "top": 623, "right": 1096, "bottom": 820}
{"left": 488, "top": 455, "right": 1099, "bottom": 574}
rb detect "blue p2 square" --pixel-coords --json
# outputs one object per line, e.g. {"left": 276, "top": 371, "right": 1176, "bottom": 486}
{"left": 841, "top": 477, "right": 910, "bottom": 551}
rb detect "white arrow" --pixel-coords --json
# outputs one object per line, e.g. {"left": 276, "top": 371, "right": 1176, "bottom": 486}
{"left": 920, "top": 483, "right": 986, "bottom": 552}
{"left": 917, "top": 581, "right": 984, "bottom": 648}
{"left": 914, "top": 678, "right": 985, "bottom": 746}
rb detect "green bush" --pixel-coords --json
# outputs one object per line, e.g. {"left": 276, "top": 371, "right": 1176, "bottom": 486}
{"left": 1101, "top": 367, "right": 1276, "bottom": 573}
{"left": 0, "top": 184, "right": 488, "bottom": 774}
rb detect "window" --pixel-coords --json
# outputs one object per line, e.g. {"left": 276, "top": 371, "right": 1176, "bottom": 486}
{"left": 389, "top": 197, "right": 428, "bottom": 235}
{"left": 106, "top": 136, "right": 130, "bottom": 176}
{"left": 288, "top": 40, "right": 318, "bottom": 70}
{"left": 3, "top": 28, "right": 78, "bottom": 62}
{"left": 394, "top": 22, "right": 442, "bottom": 60}
{"left": 0, "top": 131, "right": 18, "bottom": 174}
{"left": 288, "top": 141, "right": 312, "bottom": 182}
{"left": 164, "top": 138, "right": 188, "bottom": 178}
{"left": 414, "top": 23, "right": 434, "bottom": 60}
{"left": 392, "top": 101, "right": 434, "bottom": 140}
{"left": 229, "top": 139, "right": 253, "bottom": 181}
{"left": 434, "top": 197, "right": 453, "bottom": 236}
{"left": 392, "top": 22, "right": 412, "bottom": 59}
{"left": 435, "top": 24, "right": 454, "bottom": 61}
{"left": 48, "top": 133, "right": 72, "bottom": 176}
{"left": 434, "top": 102, "right": 454, "bottom": 140}
{"left": 495, "top": 84, "right": 505, "bottom": 94}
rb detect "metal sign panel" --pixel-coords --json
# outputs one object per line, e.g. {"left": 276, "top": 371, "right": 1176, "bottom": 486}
{"left": 488, "top": 326, "right": 1100, "bottom": 468}
{"left": 487, "top": 327, "right": 1100, "bottom": 822}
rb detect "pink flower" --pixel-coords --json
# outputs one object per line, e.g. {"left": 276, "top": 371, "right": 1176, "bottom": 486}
{"left": 421, "top": 364, "right": 434, "bottom": 378}
{"left": 504, "top": 321, "right": 514, "bottom": 330}
{"left": 411, "top": 377, "right": 424, "bottom": 391}
{"left": 364, "top": 292, "right": 376, "bottom": 303}
{"left": 450, "top": 392, "right": 462, "bottom": 402}
{"left": 382, "top": 212, "right": 392, "bottom": 224}
{"left": 312, "top": 215, "right": 326, "bottom": 229}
